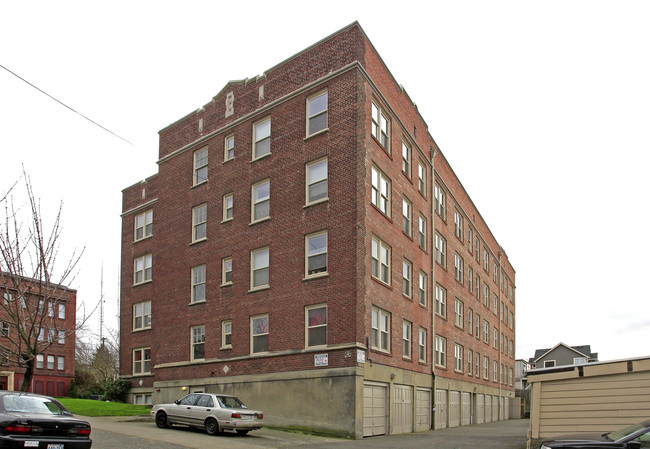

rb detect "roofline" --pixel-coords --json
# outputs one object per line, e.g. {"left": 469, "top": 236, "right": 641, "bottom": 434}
{"left": 532, "top": 342, "right": 591, "bottom": 363}
{"left": 0, "top": 271, "right": 77, "bottom": 294}
{"left": 527, "top": 354, "right": 650, "bottom": 375}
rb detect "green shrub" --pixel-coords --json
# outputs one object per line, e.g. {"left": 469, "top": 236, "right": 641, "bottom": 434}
{"left": 103, "top": 379, "right": 131, "bottom": 402}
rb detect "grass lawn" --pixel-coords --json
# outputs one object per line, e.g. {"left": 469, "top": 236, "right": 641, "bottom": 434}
{"left": 58, "top": 398, "right": 151, "bottom": 417}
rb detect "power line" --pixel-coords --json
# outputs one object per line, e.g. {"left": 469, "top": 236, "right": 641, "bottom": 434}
{"left": 0, "top": 63, "right": 133, "bottom": 145}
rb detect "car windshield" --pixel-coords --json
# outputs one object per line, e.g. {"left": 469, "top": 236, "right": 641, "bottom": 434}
{"left": 2, "top": 395, "right": 69, "bottom": 415}
{"left": 217, "top": 396, "right": 247, "bottom": 409}
{"left": 606, "top": 422, "right": 648, "bottom": 441}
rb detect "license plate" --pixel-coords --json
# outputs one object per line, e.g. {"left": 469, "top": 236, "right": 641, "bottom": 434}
{"left": 23, "top": 443, "right": 39, "bottom": 448}
{"left": 241, "top": 415, "right": 253, "bottom": 420}
{"left": 48, "top": 444, "right": 64, "bottom": 449}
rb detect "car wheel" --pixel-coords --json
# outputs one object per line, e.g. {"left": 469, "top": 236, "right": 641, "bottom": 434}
{"left": 236, "top": 430, "right": 249, "bottom": 436}
{"left": 205, "top": 418, "right": 220, "bottom": 436}
{"left": 155, "top": 412, "right": 169, "bottom": 428}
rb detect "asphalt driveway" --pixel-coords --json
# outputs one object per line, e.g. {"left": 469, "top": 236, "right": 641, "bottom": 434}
{"left": 85, "top": 415, "right": 530, "bottom": 449}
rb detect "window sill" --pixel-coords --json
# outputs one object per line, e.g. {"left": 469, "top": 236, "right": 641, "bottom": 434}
{"left": 402, "top": 231, "right": 413, "bottom": 241}
{"left": 191, "top": 180, "right": 208, "bottom": 189}
{"left": 248, "top": 285, "right": 270, "bottom": 294}
{"left": 370, "top": 203, "right": 392, "bottom": 222}
{"left": 371, "top": 135, "right": 391, "bottom": 158}
{"left": 304, "top": 128, "right": 329, "bottom": 141}
{"left": 220, "top": 282, "right": 233, "bottom": 288}
{"left": 221, "top": 217, "right": 233, "bottom": 224}
{"left": 251, "top": 152, "right": 272, "bottom": 163}
{"left": 220, "top": 345, "right": 232, "bottom": 351}
{"left": 190, "top": 238, "right": 207, "bottom": 246}
{"left": 189, "top": 300, "right": 206, "bottom": 306}
{"left": 132, "top": 280, "right": 153, "bottom": 287}
{"left": 419, "top": 301, "right": 428, "bottom": 310}
{"left": 304, "top": 198, "right": 329, "bottom": 209}
{"left": 249, "top": 216, "right": 271, "bottom": 226}
{"left": 403, "top": 294, "right": 412, "bottom": 302}
{"left": 133, "top": 235, "right": 153, "bottom": 244}
{"left": 370, "top": 276, "right": 392, "bottom": 290}
{"left": 132, "top": 327, "right": 152, "bottom": 333}
{"left": 303, "top": 272, "right": 329, "bottom": 282}
{"left": 223, "top": 157, "right": 234, "bottom": 165}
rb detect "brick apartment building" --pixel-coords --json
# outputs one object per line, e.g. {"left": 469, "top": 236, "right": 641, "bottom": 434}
{"left": 119, "top": 22, "right": 516, "bottom": 438}
{"left": 0, "top": 274, "right": 77, "bottom": 395}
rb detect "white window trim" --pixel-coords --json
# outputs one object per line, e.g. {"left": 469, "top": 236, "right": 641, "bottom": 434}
{"left": 419, "top": 328, "right": 427, "bottom": 363}
{"left": 251, "top": 179, "right": 271, "bottom": 224}
{"left": 250, "top": 246, "right": 270, "bottom": 291}
{"left": 305, "top": 231, "right": 328, "bottom": 279}
{"left": 371, "top": 101, "right": 391, "bottom": 151}
{"left": 371, "top": 235, "right": 391, "bottom": 285}
{"left": 222, "top": 193, "right": 233, "bottom": 223}
{"left": 133, "top": 254, "right": 152, "bottom": 285}
{"left": 305, "top": 304, "right": 328, "bottom": 348}
{"left": 134, "top": 209, "right": 153, "bottom": 242}
{"left": 252, "top": 117, "right": 272, "bottom": 161}
{"left": 306, "top": 90, "right": 328, "bottom": 137}
{"left": 371, "top": 165, "right": 391, "bottom": 217}
{"left": 192, "top": 203, "right": 208, "bottom": 243}
{"left": 402, "top": 320, "right": 412, "bottom": 359}
{"left": 191, "top": 265, "right": 207, "bottom": 304}
{"left": 191, "top": 325, "right": 206, "bottom": 361}
{"left": 193, "top": 147, "right": 208, "bottom": 186}
{"left": 133, "top": 300, "right": 152, "bottom": 331}
{"left": 371, "top": 306, "right": 390, "bottom": 353}
{"left": 222, "top": 257, "right": 233, "bottom": 286}
{"left": 133, "top": 347, "right": 151, "bottom": 375}
{"left": 221, "top": 320, "right": 232, "bottom": 349}
{"left": 250, "top": 314, "right": 270, "bottom": 354}
{"left": 305, "top": 157, "right": 328, "bottom": 206}
{"left": 224, "top": 133, "right": 235, "bottom": 162}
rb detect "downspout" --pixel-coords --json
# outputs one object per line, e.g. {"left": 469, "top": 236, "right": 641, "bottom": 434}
{"left": 430, "top": 147, "right": 436, "bottom": 430}
{"left": 498, "top": 251, "right": 503, "bottom": 420}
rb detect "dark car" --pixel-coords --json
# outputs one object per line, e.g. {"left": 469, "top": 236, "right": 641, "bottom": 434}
{"left": 540, "top": 420, "right": 650, "bottom": 448}
{"left": 0, "top": 391, "right": 92, "bottom": 448}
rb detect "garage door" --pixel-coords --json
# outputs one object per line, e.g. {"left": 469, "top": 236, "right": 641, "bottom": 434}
{"left": 475, "top": 394, "right": 485, "bottom": 424}
{"left": 435, "top": 389, "right": 447, "bottom": 429}
{"left": 392, "top": 384, "right": 413, "bottom": 434}
{"left": 448, "top": 391, "right": 460, "bottom": 428}
{"left": 364, "top": 383, "right": 388, "bottom": 437}
{"left": 415, "top": 388, "right": 431, "bottom": 431}
{"left": 492, "top": 395, "right": 499, "bottom": 422}
{"left": 485, "top": 395, "right": 492, "bottom": 422}
{"left": 461, "top": 392, "right": 471, "bottom": 426}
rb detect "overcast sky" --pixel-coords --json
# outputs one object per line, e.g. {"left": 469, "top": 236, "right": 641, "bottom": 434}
{"left": 2, "top": 1, "right": 649, "bottom": 362}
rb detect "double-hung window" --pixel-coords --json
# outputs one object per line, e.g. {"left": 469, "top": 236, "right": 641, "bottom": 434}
{"left": 250, "top": 247, "right": 270, "bottom": 289}
{"left": 191, "top": 265, "right": 206, "bottom": 303}
{"left": 306, "top": 158, "right": 328, "bottom": 205}
{"left": 483, "top": 355, "right": 489, "bottom": 379}
{"left": 419, "top": 328, "right": 427, "bottom": 362}
{"left": 193, "top": 147, "right": 208, "bottom": 185}
{"left": 371, "top": 306, "right": 390, "bottom": 352}
{"left": 191, "top": 325, "right": 205, "bottom": 361}
{"left": 402, "top": 259, "right": 412, "bottom": 298}
{"left": 371, "top": 236, "right": 391, "bottom": 284}
{"left": 306, "top": 304, "right": 327, "bottom": 347}
{"left": 224, "top": 134, "right": 234, "bottom": 161}
{"left": 371, "top": 166, "right": 390, "bottom": 216}
{"left": 418, "top": 215, "right": 427, "bottom": 250}
{"left": 306, "top": 231, "right": 328, "bottom": 277}
{"left": 371, "top": 102, "right": 390, "bottom": 150}
{"left": 455, "top": 299, "right": 464, "bottom": 328}
{"left": 222, "top": 257, "right": 233, "bottom": 286}
{"left": 134, "top": 254, "right": 152, "bottom": 285}
{"left": 434, "top": 184, "right": 446, "bottom": 219}
{"left": 402, "top": 197, "right": 412, "bottom": 236}
{"left": 402, "top": 141, "right": 411, "bottom": 177}
{"left": 252, "top": 180, "right": 270, "bottom": 222}
{"left": 133, "top": 301, "right": 151, "bottom": 330}
{"left": 134, "top": 210, "right": 153, "bottom": 241}
{"left": 435, "top": 284, "right": 447, "bottom": 318}
{"left": 402, "top": 321, "right": 412, "bottom": 359}
{"left": 483, "top": 319, "right": 489, "bottom": 343}
{"left": 418, "top": 162, "right": 426, "bottom": 195}
{"left": 435, "top": 335, "right": 446, "bottom": 367}
{"left": 253, "top": 118, "right": 271, "bottom": 159}
{"left": 222, "top": 321, "right": 232, "bottom": 349}
{"left": 251, "top": 314, "right": 269, "bottom": 354}
{"left": 418, "top": 271, "right": 427, "bottom": 306}
{"left": 192, "top": 204, "right": 207, "bottom": 242}
{"left": 223, "top": 193, "right": 233, "bottom": 221}
{"left": 435, "top": 233, "right": 447, "bottom": 267}
{"left": 307, "top": 91, "right": 328, "bottom": 136}
{"left": 133, "top": 348, "right": 151, "bottom": 375}
{"left": 454, "top": 253, "right": 464, "bottom": 283}
{"left": 454, "top": 210, "right": 463, "bottom": 241}
{"left": 455, "top": 344, "right": 463, "bottom": 372}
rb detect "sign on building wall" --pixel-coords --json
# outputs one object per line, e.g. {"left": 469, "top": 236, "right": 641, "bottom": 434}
{"left": 314, "top": 354, "right": 328, "bottom": 367}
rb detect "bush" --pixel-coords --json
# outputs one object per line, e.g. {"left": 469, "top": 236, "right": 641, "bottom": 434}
{"left": 103, "top": 379, "right": 131, "bottom": 402}
{"left": 67, "top": 379, "right": 80, "bottom": 398}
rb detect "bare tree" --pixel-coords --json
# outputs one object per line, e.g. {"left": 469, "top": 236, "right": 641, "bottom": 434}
{"left": 0, "top": 171, "right": 87, "bottom": 391}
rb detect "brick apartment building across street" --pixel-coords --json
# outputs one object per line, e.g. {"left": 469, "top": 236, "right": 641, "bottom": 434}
{"left": 119, "top": 22, "right": 517, "bottom": 439}
{"left": 0, "top": 274, "right": 77, "bottom": 395}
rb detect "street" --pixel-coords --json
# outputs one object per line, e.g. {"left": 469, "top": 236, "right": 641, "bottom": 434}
{"left": 86, "top": 416, "right": 530, "bottom": 449}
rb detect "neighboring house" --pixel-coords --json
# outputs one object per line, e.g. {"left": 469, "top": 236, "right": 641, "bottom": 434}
{"left": 119, "top": 22, "right": 516, "bottom": 439}
{"left": 528, "top": 356, "right": 650, "bottom": 439}
{"left": 529, "top": 343, "right": 598, "bottom": 369}
{"left": 0, "top": 274, "right": 77, "bottom": 395}
{"left": 515, "top": 359, "right": 529, "bottom": 390}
